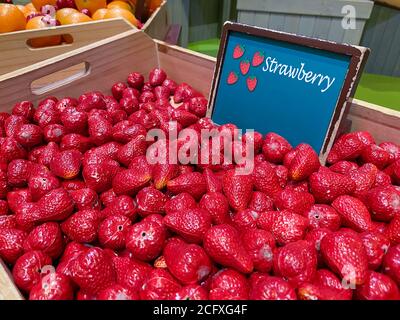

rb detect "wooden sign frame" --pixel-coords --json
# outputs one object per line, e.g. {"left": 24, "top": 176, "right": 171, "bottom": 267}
{"left": 207, "top": 22, "right": 370, "bottom": 162}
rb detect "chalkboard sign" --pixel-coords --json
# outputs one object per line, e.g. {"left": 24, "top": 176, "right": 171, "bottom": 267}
{"left": 208, "top": 22, "right": 369, "bottom": 161}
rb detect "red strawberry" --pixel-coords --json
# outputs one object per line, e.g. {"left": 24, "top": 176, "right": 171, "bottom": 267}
{"left": 23, "top": 222, "right": 63, "bottom": 259}
{"left": 54, "top": 97, "right": 78, "bottom": 114}
{"left": 222, "top": 170, "right": 253, "bottom": 211}
{"left": 70, "top": 188, "right": 100, "bottom": 211}
{"left": 71, "top": 247, "right": 115, "bottom": 294}
{"left": 287, "top": 144, "right": 320, "bottom": 181}
{"left": 136, "top": 186, "right": 167, "bottom": 217}
{"left": 171, "top": 109, "right": 199, "bottom": 127}
{"left": 252, "top": 51, "right": 264, "bottom": 67}
{"left": 356, "top": 271, "right": 400, "bottom": 300}
{"left": 35, "top": 188, "right": 75, "bottom": 222}
{"left": 60, "top": 133, "right": 93, "bottom": 153}
{"left": 14, "top": 124, "right": 43, "bottom": 148}
{"left": 332, "top": 195, "right": 373, "bottom": 232}
{"left": 360, "top": 231, "right": 390, "bottom": 270}
{"left": 242, "top": 229, "right": 275, "bottom": 273}
{"left": 96, "top": 284, "right": 138, "bottom": 300}
{"left": 112, "top": 82, "right": 128, "bottom": 100}
{"left": 313, "top": 269, "right": 353, "bottom": 300}
{"left": 149, "top": 68, "right": 167, "bottom": 87}
{"left": 348, "top": 163, "right": 378, "bottom": 201}
{"left": 127, "top": 72, "right": 144, "bottom": 89}
{"left": 366, "top": 186, "right": 400, "bottom": 222}
{"left": 126, "top": 218, "right": 166, "bottom": 261}
{"left": 246, "top": 76, "right": 257, "bottom": 92}
{"left": 61, "top": 209, "right": 100, "bottom": 243}
{"left": 164, "top": 192, "right": 197, "bottom": 215}
{"left": 203, "top": 168, "right": 223, "bottom": 193}
{"left": 385, "top": 215, "right": 400, "bottom": 245}
{"left": 112, "top": 168, "right": 151, "bottom": 196}
{"left": 373, "top": 171, "right": 392, "bottom": 188}
{"left": 56, "top": 242, "right": 88, "bottom": 278}
{"left": 0, "top": 137, "right": 27, "bottom": 162}
{"left": 209, "top": 269, "right": 249, "bottom": 300}
{"left": 204, "top": 224, "right": 253, "bottom": 273}
{"left": 274, "top": 189, "right": 315, "bottom": 214}
{"left": 258, "top": 210, "right": 308, "bottom": 245}
{"left": 249, "top": 274, "right": 296, "bottom": 300}
{"left": 112, "top": 256, "right": 152, "bottom": 293}
{"left": 117, "top": 135, "right": 147, "bottom": 167}
{"left": 12, "top": 101, "right": 35, "bottom": 120}
{"left": 327, "top": 131, "right": 374, "bottom": 164}
{"left": 273, "top": 240, "right": 317, "bottom": 287}
{"left": 199, "top": 192, "right": 230, "bottom": 225}
{"left": 305, "top": 205, "right": 341, "bottom": 231}
{"left": 167, "top": 172, "right": 207, "bottom": 200}
{"left": 4, "top": 114, "right": 27, "bottom": 137}
{"left": 0, "top": 215, "right": 15, "bottom": 229}
{"left": 240, "top": 60, "right": 250, "bottom": 75}
{"left": 112, "top": 121, "right": 146, "bottom": 144}
{"left": 0, "top": 228, "right": 27, "bottom": 264}
{"left": 233, "top": 44, "right": 245, "bottom": 59}
{"left": 253, "top": 162, "right": 282, "bottom": 197}
{"left": 152, "top": 163, "right": 179, "bottom": 190}
{"left": 329, "top": 160, "right": 358, "bottom": 175}
{"left": 361, "top": 144, "right": 390, "bottom": 169}
{"left": 262, "top": 132, "right": 292, "bottom": 164}
{"left": 78, "top": 91, "right": 106, "bottom": 111}
{"left": 320, "top": 230, "right": 368, "bottom": 285}
{"left": 29, "top": 272, "right": 74, "bottom": 300}
{"left": 163, "top": 208, "right": 211, "bottom": 244}
{"left": 380, "top": 142, "right": 400, "bottom": 164}
{"left": 7, "top": 159, "right": 31, "bottom": 187}
{"left": 298, "top": 283, "right": 350, "bottom": 300}
{"left": 12, "top": 250, "right": 52, "bottom": 293}
{"left": 164, "top": 238, "right": 212, "bottom": 285}
{"left": 162, "top": 78, "right": 178, "bottom": 94}
{"left": 88, "top": 114, "right": 113, "bottom": 146}
{"left": 100, "top": 189, "right": 117, "bottom": 207}
{"left": 50, "top": 149, "right": 82, "bottom": 180}
{"left": 175, "top": 285, "right": 208, "bottom": 300}
{"left": 28, "top": 170, "right": 60, "bottom": 202}
{"left": 305, "top": 228, "right": 332, "bottom": 258}
{"left": 248, "top": 191, "right": 274, "bottom": 212}
{"left": 383, "top": 245, "right": 400, "bottom": 285}
{"left": 98, "top": 215, "right": 131, "bottom": 250}
{"left": 43, "top": 124, "right": 66, "bottom": 143}
{"left": 101, "top": 195, "right": 137, "bottom": 221}
{"left": 309, "top": 168, "right": 356, "bottom": 203}
{"left": 60, "top": 106, "right": 87, "bottom": 134}
{"left": 140, "top": 268, "right": 181, "bottom": 300}
{"left": 385, "top": 159, "right": 400, "bottom": 184}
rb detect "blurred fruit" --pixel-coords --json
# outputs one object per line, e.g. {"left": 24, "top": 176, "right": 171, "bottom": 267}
{"left": 32, "top": 0, "right": 57, "bottom": 11}
{"left": 92, "top": 7, "right": 107, "bottom": 19}
{"left": 21, "top": 3, "right": 39, "bottom": 17}
{"left": 104, "top": 7, "right": 138, "bottom": 26}
{"left": 107, "top": 0, "right": 132, "bottom": 11}
{"left": 0, "top": 4, "right": 26, "bottom": 33}
{"left": 59, "top": 11, "right": 92, "bottom": 24}
{"left": 75, "top": 0, "right": 106, "bottom": 15}
{"left": 26, "top": 16, "right": 62, "bottom": 47}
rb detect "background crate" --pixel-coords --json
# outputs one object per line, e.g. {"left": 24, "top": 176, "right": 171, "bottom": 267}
{"left": 361, "top": 2, "right": 400, "bottom": 77}
{"left": 236, "top": 0, "right": 374, "bottom": 45}
{"left": 0, "top": 29, "right": 399, "bottom": 299}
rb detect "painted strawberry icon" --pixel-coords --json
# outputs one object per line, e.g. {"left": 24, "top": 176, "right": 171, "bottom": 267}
{"left": 233, "top": 45, "right": 245, "bottom": 59}
{"left": 227, "top": 72, "right": 239, "bottom": 85}
{"left": 247, "top": 76, "right": 258, "bottom": 92}
{"left": 252, "top": 51, "right": 265, "bottom": 67}
{"left": 240, "top": 60, "right": 250, "bottom": 75}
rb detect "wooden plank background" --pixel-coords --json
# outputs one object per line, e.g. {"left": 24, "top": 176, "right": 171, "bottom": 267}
{"left": 361, "top": 3, "right": 400, "bottom": 77}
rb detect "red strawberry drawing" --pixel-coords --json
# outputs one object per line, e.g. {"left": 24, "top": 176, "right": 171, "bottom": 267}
{"left": 252, "top": 51, "right": 265, "bottom": 67}
{"left": 240, "top": 60, "right": 250, "bottom": 76}
{"left": 247, "top": 76, "right": 258, "bottom": 92}
{"left": 227, "top": 72, "right": 238, "bottom": 85}
{"left": 233, "top": 45, "right": 245, "bottom": 59}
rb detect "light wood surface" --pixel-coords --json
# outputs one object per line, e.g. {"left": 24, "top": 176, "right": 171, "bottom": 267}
{"left": 0, "top": 261, "right": 24, "bottom": 300}
{"left": 143, "top": 0, "right": 170, "bottom": 41}
{"left": 0, "top": 29, "right": 399, "bottom": 300}
{"left": 0, "top": 19, "right": 135, "bottom": 78}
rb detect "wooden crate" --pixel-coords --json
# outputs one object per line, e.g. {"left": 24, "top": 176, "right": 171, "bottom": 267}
{"left": 0, "top": 29, "right": 399, "bottom": 300}
{"left": 236, "top": 0, "right": 374, "bottom": 45}
{"left": 0, "top": 0, "right": 169, "bottom": 77}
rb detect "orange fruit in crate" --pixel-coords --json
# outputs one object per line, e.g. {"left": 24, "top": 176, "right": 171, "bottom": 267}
{"left": 75, "top": 0, "right": 107, "bottom": 15}
{"left": 26, "top": 16, "right": 62, "bottom": 47}
{"left": 21, "top": 3, "right": 38, "bottom": 17}
{"left": 31, "top": 0, "right": 57, "bottom": 11}
{"left": 104, "top": 7, "right": 138, "bottom": 27}
{"left": 149, "top": 0, "right": 162, "bottom": 13}
{"left": 92, "top": 8, "right": 108, "bottom": 20}
{"left": 59, "top": 11, "right": 92, "bottom": 25}
{"left": 56, "top": 7, "right": 78, "bottom": 22}
{"left": 107, "top": 1, "right": 133, "bottom": 12}
{"left": 0, "top": 4, "right": 26, "bottom": 33}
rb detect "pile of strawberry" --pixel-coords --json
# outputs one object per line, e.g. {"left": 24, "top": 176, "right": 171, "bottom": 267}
{"left": 1, "top": 68, "right": 400, "bottom": 300}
